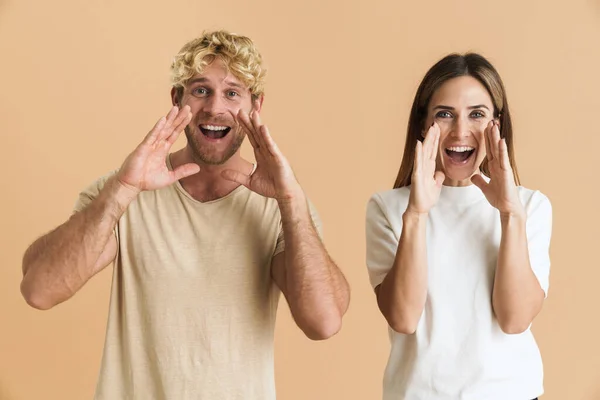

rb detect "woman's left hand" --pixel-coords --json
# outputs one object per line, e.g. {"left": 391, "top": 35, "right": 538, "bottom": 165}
{"left": 471, "top": 120, "right": 526, "bottom": 217}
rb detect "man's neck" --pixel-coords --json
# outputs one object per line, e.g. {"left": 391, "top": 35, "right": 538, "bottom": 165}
{"left": 169, "top": 147, "right": 254, "bottom": 203}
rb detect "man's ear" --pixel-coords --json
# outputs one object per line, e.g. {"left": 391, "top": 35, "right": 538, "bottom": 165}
{"left": 171, "top": 87, "right": 180, "bottom": 107}
{"left": 253, "top": 94, "right": 265, "bottom": 113}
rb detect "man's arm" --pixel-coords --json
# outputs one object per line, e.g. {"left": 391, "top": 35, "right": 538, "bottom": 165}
{"left": 271, "top": 192, "right": 350, "bottom": 341}
{"left": 21, "top": 177, "right": 136, "bottom": 310}
{"left": 222, "top": 105, "right": 350, "bottom": 340}
{"left": 21, "top": 105, "right": 196, "bottom": 310}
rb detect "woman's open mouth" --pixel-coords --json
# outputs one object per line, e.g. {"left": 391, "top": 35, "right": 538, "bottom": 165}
{"left": 444, "top": 146, "right": 475, "bottom": 165}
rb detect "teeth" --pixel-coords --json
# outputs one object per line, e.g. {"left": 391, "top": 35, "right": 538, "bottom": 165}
{"left": 201, "top": 125, "right": 228, "bottom": 131}
{"left": 447, "top": 146, "right": 474, "bottom": 153}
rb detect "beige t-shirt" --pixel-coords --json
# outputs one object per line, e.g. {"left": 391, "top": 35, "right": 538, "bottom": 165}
{"left": 74, "top": 166, "right": 321, "bottom": 400}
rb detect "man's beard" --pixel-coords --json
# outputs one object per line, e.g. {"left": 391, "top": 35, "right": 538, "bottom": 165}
{"left": 184, "top": 125, "right": 245, "bottom": 165}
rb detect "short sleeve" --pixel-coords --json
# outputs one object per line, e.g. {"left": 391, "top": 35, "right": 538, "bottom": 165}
{"left": 365, "top": 194, "right": 399, "bottom": 289}
{"left": 525, "top": 191, "right": 553, "bottom": 296}
{"left": 273, "top": 198, "right": 322, "bottom": 257}
{"left": 72, "top": 171, "right": 120, "bottom": 249}
{"left": 72, "top": 170, "right": 118, "bottom": 214}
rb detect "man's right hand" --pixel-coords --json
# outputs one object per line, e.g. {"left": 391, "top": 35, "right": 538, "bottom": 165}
{"left": 116, "top": 106, "right": 199, "bottom": 194}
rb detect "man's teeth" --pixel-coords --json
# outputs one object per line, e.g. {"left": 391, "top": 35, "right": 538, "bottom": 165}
{"left": 447, "top": 146, "right": 474, "bottom": 152}
{"left": 201, "top": 125, "right": 228, "bottom": 131}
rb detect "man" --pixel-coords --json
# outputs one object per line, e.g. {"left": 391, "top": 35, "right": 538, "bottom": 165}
{"left": 20, "top": 30, "right": 350, "bottom": 399}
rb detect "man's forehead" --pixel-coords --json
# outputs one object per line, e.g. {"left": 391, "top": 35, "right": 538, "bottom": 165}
{"left": 187, "top": 67, "right": 247, "bottom": 90}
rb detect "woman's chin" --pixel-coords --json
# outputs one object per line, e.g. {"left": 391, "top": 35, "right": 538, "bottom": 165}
{"left": 441, "top": 168, "right": 478, "bottom": 186}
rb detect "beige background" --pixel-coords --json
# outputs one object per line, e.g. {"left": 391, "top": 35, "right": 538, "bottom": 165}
{"left": 1, "top": 0, "right": 599, "bottom": 399}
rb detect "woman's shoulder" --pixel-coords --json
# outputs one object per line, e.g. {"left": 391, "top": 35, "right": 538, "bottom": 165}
{"left": 517, "top": 186, "right": 551, "bottom": 205}
{"left": 367, "top": 187, "right": 411, "bottom": 213}
{"left": 517, "top": 186, "right": 552, "bottom": 216}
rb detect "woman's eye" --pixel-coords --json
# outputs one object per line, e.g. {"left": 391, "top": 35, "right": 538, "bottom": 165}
{"left": 435, "top": 111, "right": 452, "bottom": 118}
{"left": 471, "top": 110, "right": 485, "bottom": 118}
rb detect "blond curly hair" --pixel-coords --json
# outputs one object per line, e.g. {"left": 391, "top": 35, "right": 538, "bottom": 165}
{"left": 170, "top": 30, "right": 266, "bottom": 100}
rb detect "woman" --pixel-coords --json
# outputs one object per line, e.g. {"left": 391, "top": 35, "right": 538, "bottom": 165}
{"left": 365, "top": 53, "right": 552, "bottom": 400}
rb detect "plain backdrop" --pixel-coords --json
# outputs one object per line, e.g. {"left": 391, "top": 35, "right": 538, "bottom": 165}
{"left": 1, "top": 0, "right": 599, "bottom": 399}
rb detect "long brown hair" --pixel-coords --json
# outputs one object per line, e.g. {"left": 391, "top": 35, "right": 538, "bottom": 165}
{"left": 393, "top": 53, "right": 520, "bottom": 188}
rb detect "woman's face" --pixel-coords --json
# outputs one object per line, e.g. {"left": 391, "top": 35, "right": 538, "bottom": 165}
{"left": 423, "top": 76, "right": 496, "bottom": 187}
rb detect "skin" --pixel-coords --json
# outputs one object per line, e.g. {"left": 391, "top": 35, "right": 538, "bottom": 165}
{"left": 375, "top": 76, "right": 544, "bottom": 335}
{"left": 21, "top": 58, "right": 350, "bottom": 340}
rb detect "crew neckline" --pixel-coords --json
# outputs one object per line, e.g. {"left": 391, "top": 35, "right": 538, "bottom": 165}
{"left": 166, "top": 154, "right": 253, "bottom": 205}
{"left": 438, "top": 174, "right": 489, "bottom": 204}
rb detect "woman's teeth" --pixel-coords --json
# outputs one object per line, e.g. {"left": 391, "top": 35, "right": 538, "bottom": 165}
{"left": 446, "top": 146, "right": 474, "bottom": 152}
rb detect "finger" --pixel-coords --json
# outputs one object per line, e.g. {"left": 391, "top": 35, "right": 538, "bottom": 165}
{"left": 499, "top": 138, "right": 510, "bottom": 170}
{"left": 157, "top": 106, "right": 180, "bottom": 141}
{"left": 236, "top": 108, "right": 254, "bottom": 135}
{"left": 258, "top": 125, "right": 282, "bottom": 158}
{"left": 250, "top": 110, "right": 267, "bottom": 150}
{"left": 491, "top": 122, "right": 502, "bottom": 160}
{"left": 471, "top": 173, "right": 490, "bottom": 196}
{"left": 172, "top": 105, "right": 191, "bottom": 131}
{"left": 228, "top": 109, "right": 246, "bottom": 145}
{"left": 414, "top": 140, "right": 423, "bottom": 174}
{"left": 142, "top": 116, "right": 167, "bottom": 145}
{"left": 236, "top": 109, "right": 260, "bottom": 150}
{"left": 422, "top": 122, "right": 435, "bottom": 158}
{"left": 221, "top": 169, "right": 251, "bottom": 187}
{"left": 484, "top": 120, "right": 494, "bottom": 162}
{"left": 171, "top": 163, "right": 200, "bottom": 181}
{"left": 167, "top": 107, "right": 192, "bottom": 144}
{"left": 430, "top": 124, "right": 440, "bottom": 161}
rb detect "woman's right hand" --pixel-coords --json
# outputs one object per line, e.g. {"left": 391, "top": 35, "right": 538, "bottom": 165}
{"left": 406, "top": 122, "right": 445, "bottom": 215}
{"left": 116, "top": 106, "right": 200, "bottom": 194}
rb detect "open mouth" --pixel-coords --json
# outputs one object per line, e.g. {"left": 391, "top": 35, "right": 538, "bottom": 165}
{"left": 200, "top": 124, "right": 231, "bottom": 140}
{"left": 445, "top": 146, "right": 475, "bottom": 164}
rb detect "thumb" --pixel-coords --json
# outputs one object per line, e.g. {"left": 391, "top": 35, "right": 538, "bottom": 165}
{"left": 172, "top": 163, "right": 200, "bottom": 181}
{"left": 434, "top": 171, "right": 445, "bottom": 188}
{"left": 471, "top": 174, "right": 489, "bottom": 195}
{"left": 221, "top": 169, "right": 251, "bottom": 187}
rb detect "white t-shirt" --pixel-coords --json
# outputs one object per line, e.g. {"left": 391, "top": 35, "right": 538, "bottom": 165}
{"left": 365, "top": 182, "right": 552, "bottom": 400}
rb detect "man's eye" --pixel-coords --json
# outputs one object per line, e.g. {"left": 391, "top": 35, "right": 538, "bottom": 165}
{"left": 227, "top": 91, "right": 239, "bottom": 97}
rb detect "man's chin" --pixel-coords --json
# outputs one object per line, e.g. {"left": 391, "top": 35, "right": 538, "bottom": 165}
{"left": 190, "top": 147, "right": 240, "bottom": 166}
{"left": 186, "top": 133, "right": 244, "bottom": 166}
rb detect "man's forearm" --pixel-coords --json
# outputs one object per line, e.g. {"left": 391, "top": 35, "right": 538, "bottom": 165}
{"left": 278, "top": 191, "right": 349, "bottom": 339}
{"left": 21, "top": 176, "right": 137, "bottom": 309}
{"left": 492, "top": 212, "right": 544, "bottom": 334}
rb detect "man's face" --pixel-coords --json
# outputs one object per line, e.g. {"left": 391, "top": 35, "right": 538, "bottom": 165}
{"left": 174, "top": 59, "right": 258, "bottom": 165}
